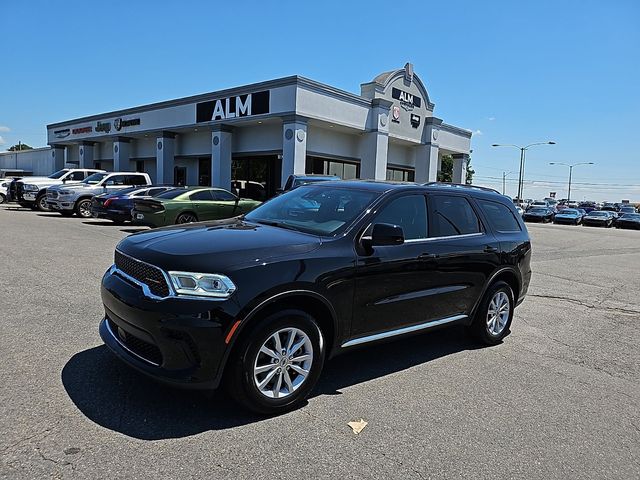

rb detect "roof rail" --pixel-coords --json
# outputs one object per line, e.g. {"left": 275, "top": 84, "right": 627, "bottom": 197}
{"left": 422, "top": 182, "right": 501, "bottom": 195}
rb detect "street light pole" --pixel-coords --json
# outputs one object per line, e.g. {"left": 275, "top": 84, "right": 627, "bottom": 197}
{"left": 549, "top": 162, "right": 594, "bottom": 203}
{"left": 492, "top": 141, "right": 556, "bottom": 202}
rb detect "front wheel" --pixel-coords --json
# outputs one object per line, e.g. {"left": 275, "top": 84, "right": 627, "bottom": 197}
{"left": 471, "top": 281, "right": 514, "bottom": 345}
{"left": 225, "top": 310, "right": 325, "bottom": 415}
{"left": 75, "top": 199, "right": 93, "bottom": 218}
{"left": 36, "top": 193, "right": 50, "bottom": 212}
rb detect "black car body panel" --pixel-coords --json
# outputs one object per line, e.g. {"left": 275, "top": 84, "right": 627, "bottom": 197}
{"left": 100, "top": 181, "right": 532, "bottom": 389}
{"left": 523, "top": 208, "right": 554, "bottom": 223}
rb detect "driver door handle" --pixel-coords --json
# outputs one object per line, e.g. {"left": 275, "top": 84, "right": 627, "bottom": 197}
{"left": 418, "top": 253, "right": 437, "bottom": 260}
{"left": 484, "top": 245, "right": 499, "bottom": 253}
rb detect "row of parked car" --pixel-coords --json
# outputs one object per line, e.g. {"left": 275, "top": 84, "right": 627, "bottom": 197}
{"left": 515, "top": 198, "right": 640, "bottom": 229}
{"left": 1, "top": 168, "right": 266, "bottom": 227}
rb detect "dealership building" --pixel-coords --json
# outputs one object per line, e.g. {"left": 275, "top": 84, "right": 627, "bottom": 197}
{"left": 40, "top": 63, "right": 471, "bottom": 197}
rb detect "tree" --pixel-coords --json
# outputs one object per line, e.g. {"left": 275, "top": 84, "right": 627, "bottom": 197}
{"left": 7, "top": 143, "right": 33, "bottom": 151}
{"left": 436, "top": 154, "right": 475, "bottom": 184}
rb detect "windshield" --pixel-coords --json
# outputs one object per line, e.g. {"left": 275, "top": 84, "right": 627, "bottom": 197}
{"left": 81, "top": 173, "right": 108, "bottom": 184}
{"left": 588, "top": 211, "right": 608, "bottom": 217}
{"left": 622, "top": 213, "right": 640, "bottom": 219}
{"left": 48, "top": 169, "right": 69, "bottom": 179}
{"left": 245, "top": 185, "right": 379, "bottom": 235}
{"left": 156, "top": 188, "right": 188, "bottom": 199}
{"left": 561, "top": 209, "right": 579, "bottom": 215}
{"left": 529, "top": 208, "right": 548, "bottom": 213}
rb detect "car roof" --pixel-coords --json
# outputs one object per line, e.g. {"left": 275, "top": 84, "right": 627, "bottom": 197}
{"left": 302, "top": 180, "right": 504, "bottom": 198}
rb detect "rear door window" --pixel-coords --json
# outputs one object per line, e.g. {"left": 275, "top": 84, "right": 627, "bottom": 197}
{"left": 477, "top": 199, "right": 521, "bottom": 232}
{"left": 429, "top": 195, "right": 482, "bottom": 237}
{"left": 126, "top": 175, "right": 147, "bottom": 185}
{"left": 190, "top": 190, "right": 214, "bottom": 201}
{"left": 211, "top": 190, "right": 237, "bottom": 201}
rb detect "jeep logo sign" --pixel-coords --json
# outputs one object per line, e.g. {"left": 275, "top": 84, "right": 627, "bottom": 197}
{"left": 196, "top": 91, "right": 270, "bottom": 122}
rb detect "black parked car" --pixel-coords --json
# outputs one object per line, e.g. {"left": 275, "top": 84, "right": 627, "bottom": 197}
{"left": 582, "top": 211, "right": 615, "bottom": 227}
{"left": 91, "top": 186, "right": 175, "bottom": 223}
{"left": 523, "top": 207, "right": 554, "bottom": 223}
{"left": 615, "top": 213, "right": 640, "bottom": 229}
{"left": 99, "top": 181, "right": 532, "bottom": 414}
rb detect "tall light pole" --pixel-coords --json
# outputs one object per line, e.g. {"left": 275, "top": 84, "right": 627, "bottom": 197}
{"left": 492, "top": 141, "right": 556, "bottom": 202}
{"left": 549, "top": 162, "right": 594, "bottom": 202}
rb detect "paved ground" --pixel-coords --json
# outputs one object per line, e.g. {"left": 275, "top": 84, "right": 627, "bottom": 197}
{"left": 1, "top": 205, "right": 638, "bottom": 479}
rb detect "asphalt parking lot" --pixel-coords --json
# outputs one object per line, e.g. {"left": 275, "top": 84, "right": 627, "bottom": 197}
{"left": 1, "top": 205, "right": 638, "bottom": 479}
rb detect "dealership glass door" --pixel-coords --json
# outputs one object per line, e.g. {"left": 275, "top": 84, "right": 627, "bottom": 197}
{"left": 198, "top": 157, "right": 211, "bottom": 186}
{"left": 231, "top": 155, "right": 281, "bottom": 200}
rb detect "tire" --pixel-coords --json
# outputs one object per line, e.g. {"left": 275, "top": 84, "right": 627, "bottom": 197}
{"left": 176, "top": 212, "right": 198, "bottom": 224}
{"left": 225, "top": 310, "right": 325, "bottom": 415}
{"left": 35, "top": 193, "right": 50, "bottom": 212}
{"left": 75, "top": 198, "right": 93, "bottom": 218}
{"left": 471, "top": 281, "right": 515, "bottom": 346}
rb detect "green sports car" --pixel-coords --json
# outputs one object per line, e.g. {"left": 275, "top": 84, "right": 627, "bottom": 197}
{"left": 131, "top": 187, "right": 262, "bottom": 227}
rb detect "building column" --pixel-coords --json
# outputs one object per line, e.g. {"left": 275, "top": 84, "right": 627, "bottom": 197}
{"left": 452, "top": 153, "right": 468, "bottom": 184}
{"left": 360, "top": 99, "right": 391, "bottom": 180}
{"left": 414, "top": 143, "right": 439, "bottom": 183}
{"left": 51, "top": 146, "right": 65, "bottom": 171}
{"left": 79, "top": 142, "right": 94, "bottom": 169}
{"left": 211, "top": 126, "right": 233, "bottom": 190}
{"left": 156, "top": 132, "right": 175, "bottom": 184}
{"left": 113, "top": 137, "right": 131, "bottom": 172}
{"left": 281, "top": 116, "right": 307, "bottom": 187}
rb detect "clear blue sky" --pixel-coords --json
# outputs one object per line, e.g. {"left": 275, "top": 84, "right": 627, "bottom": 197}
{"left": 1, "top": 0, "right": 638, "bottom": 201}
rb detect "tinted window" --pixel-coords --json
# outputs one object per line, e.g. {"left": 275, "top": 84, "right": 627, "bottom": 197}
{"left": 478, "top": 200, "right": 521, "bottom": 232}
{"left": 374, "top": 195, "right": 427, "bottom": 240}
{"left": 48, "top": 169, "right": 69, "bottom": 179}
{"left": 83, "top": 173, "right": 108, "bottom": 184}
{"left": 211, "top": 189, "right": 237, "bottom": 201}
{"left": 127, "top": 175, "right": 147, "bottom": 186}
{"left": 147, "top": 188, "right": 169, "bottom": 196}
{"left": 67, "top": 171, "right": 85, "bottom": 181}
{"left": 156, "top": 189, "right": 188, "bottom": 199}
{"left": 190, "top": 190, "right": 214, "bottom": 201}
{"left": 430, "top": 195, "right": 481, "bottom": 237}
{"left": 106, "top": 175, "right": 127, "bottom": 186}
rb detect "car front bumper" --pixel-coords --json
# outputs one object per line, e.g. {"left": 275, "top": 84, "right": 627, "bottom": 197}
{"left": 583, "top": 219, "right": 609, "bottom": 226}
{"left": 100, "top": 266, "right": 235, "bottom": 389}
{"left": 46, "top": 198, "right": 76, "bottom": 211}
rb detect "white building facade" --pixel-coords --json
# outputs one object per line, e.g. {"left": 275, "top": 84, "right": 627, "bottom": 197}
{"left": 44, "top": 64, "right": 472, "bottom": 198}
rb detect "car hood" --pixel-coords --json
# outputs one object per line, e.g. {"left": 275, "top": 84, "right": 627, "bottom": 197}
{"left": 18, "top": 176, "right": 64, "bottom": 185}
{"left": 117, "top": 219, "right": 322, "bottom": 272}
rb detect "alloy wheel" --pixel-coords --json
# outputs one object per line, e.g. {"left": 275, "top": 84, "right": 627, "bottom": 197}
{"left": 78, "top": 201, "right": 92, "bottom": 218}
{"left": 253, "top": 327, "right": 313, "bottom": 399}
{"left": 38, "top": 195, "right": 49, "bottom": 211}
{"left": 486, "top": 291, "right": 510, "bottom": 336}
{"left": 177, "top": 213, "right": 197, "bottom": 224}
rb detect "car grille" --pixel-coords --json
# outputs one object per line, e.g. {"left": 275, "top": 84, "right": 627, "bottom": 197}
{"left": 114, "top": 250, "right": 171, "bottom": 298}
{"left": 107, "top": 318, "right": 162, "bottom": 365}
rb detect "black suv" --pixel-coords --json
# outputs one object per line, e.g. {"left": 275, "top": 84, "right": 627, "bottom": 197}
{"left": 100, "top": 181, "right": 532, "bottom": 413}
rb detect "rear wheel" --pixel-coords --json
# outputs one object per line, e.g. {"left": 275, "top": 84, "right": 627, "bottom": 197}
{"left": 225, "top": 310, "right": 325, "bottom": 415}
{"left": 36, "top": 193, "right": 50, "bottom": 212}
{"left": 176, "top": 212, "right": 197, "bottom": 224}
{"left": 75, "top": 199, "right": 93, "bottom": 218}
{"left": 471, "top": 281, "right": 514, "bottom": 345}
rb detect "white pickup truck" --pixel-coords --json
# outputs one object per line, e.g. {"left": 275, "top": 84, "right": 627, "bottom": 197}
{"left": 15, "top": 168, "right": 105, "bottom": 211}
{"left": 46, "top": 172, "right": 152, "bottom": 218}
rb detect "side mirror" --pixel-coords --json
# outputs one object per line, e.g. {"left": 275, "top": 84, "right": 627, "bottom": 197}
{"left": 363, "top": 223, "right": 405, "bottom": 248}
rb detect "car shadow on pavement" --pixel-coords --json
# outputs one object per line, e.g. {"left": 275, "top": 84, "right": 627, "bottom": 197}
{"left": 61, "top": 326, "right": 481, "bottom": 440}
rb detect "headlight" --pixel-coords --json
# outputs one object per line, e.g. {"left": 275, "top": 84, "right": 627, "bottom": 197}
{"left": 59, "top": 190, "right": 74, "bottom": 196}
{"left": 23, "top": 184, "right": 39, "bottom": 191}
{"left": 168, "top": 271, "right": 236, "bottom": 298}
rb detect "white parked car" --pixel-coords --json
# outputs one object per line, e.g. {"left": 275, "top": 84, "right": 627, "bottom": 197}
{"left": 14, "top": 168, "right": 105, "bottom": 211}
{"left": 0, "top": 179, "right": 12, "bottom": 204}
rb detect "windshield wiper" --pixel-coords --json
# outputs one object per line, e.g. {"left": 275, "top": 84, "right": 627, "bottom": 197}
{"left": 253, "top": 219, "right": 303, "bottom": 232}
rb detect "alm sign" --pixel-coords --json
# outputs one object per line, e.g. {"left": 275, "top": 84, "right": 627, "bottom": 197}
{"left": 196, "top": 91, "right": 270, "bottom": 122}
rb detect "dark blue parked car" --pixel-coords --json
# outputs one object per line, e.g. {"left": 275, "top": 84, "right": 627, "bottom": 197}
{"left": 91, "top": 186, "right": 174, "bottom": 223}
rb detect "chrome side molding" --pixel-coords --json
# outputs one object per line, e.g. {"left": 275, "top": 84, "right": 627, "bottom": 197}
{"left": 341, "top": 314, "right": 467, "bottom": 348}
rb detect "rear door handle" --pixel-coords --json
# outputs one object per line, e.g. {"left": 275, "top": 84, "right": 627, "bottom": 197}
{"left": 418, "top": 253, "right": 437, "bottom": 260}
{"left": 484, "top": 245, "right": 499, "bottom": 253}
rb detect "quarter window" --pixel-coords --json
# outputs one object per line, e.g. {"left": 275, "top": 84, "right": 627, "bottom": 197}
{"left": 430, "top": 195, "right": 481, "bottom": 237}
{"left": 477, "top": 200, "right": 521, "bottom": 232}
{"left": 374, "top": 195, "right": 428, "bottom": 240}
